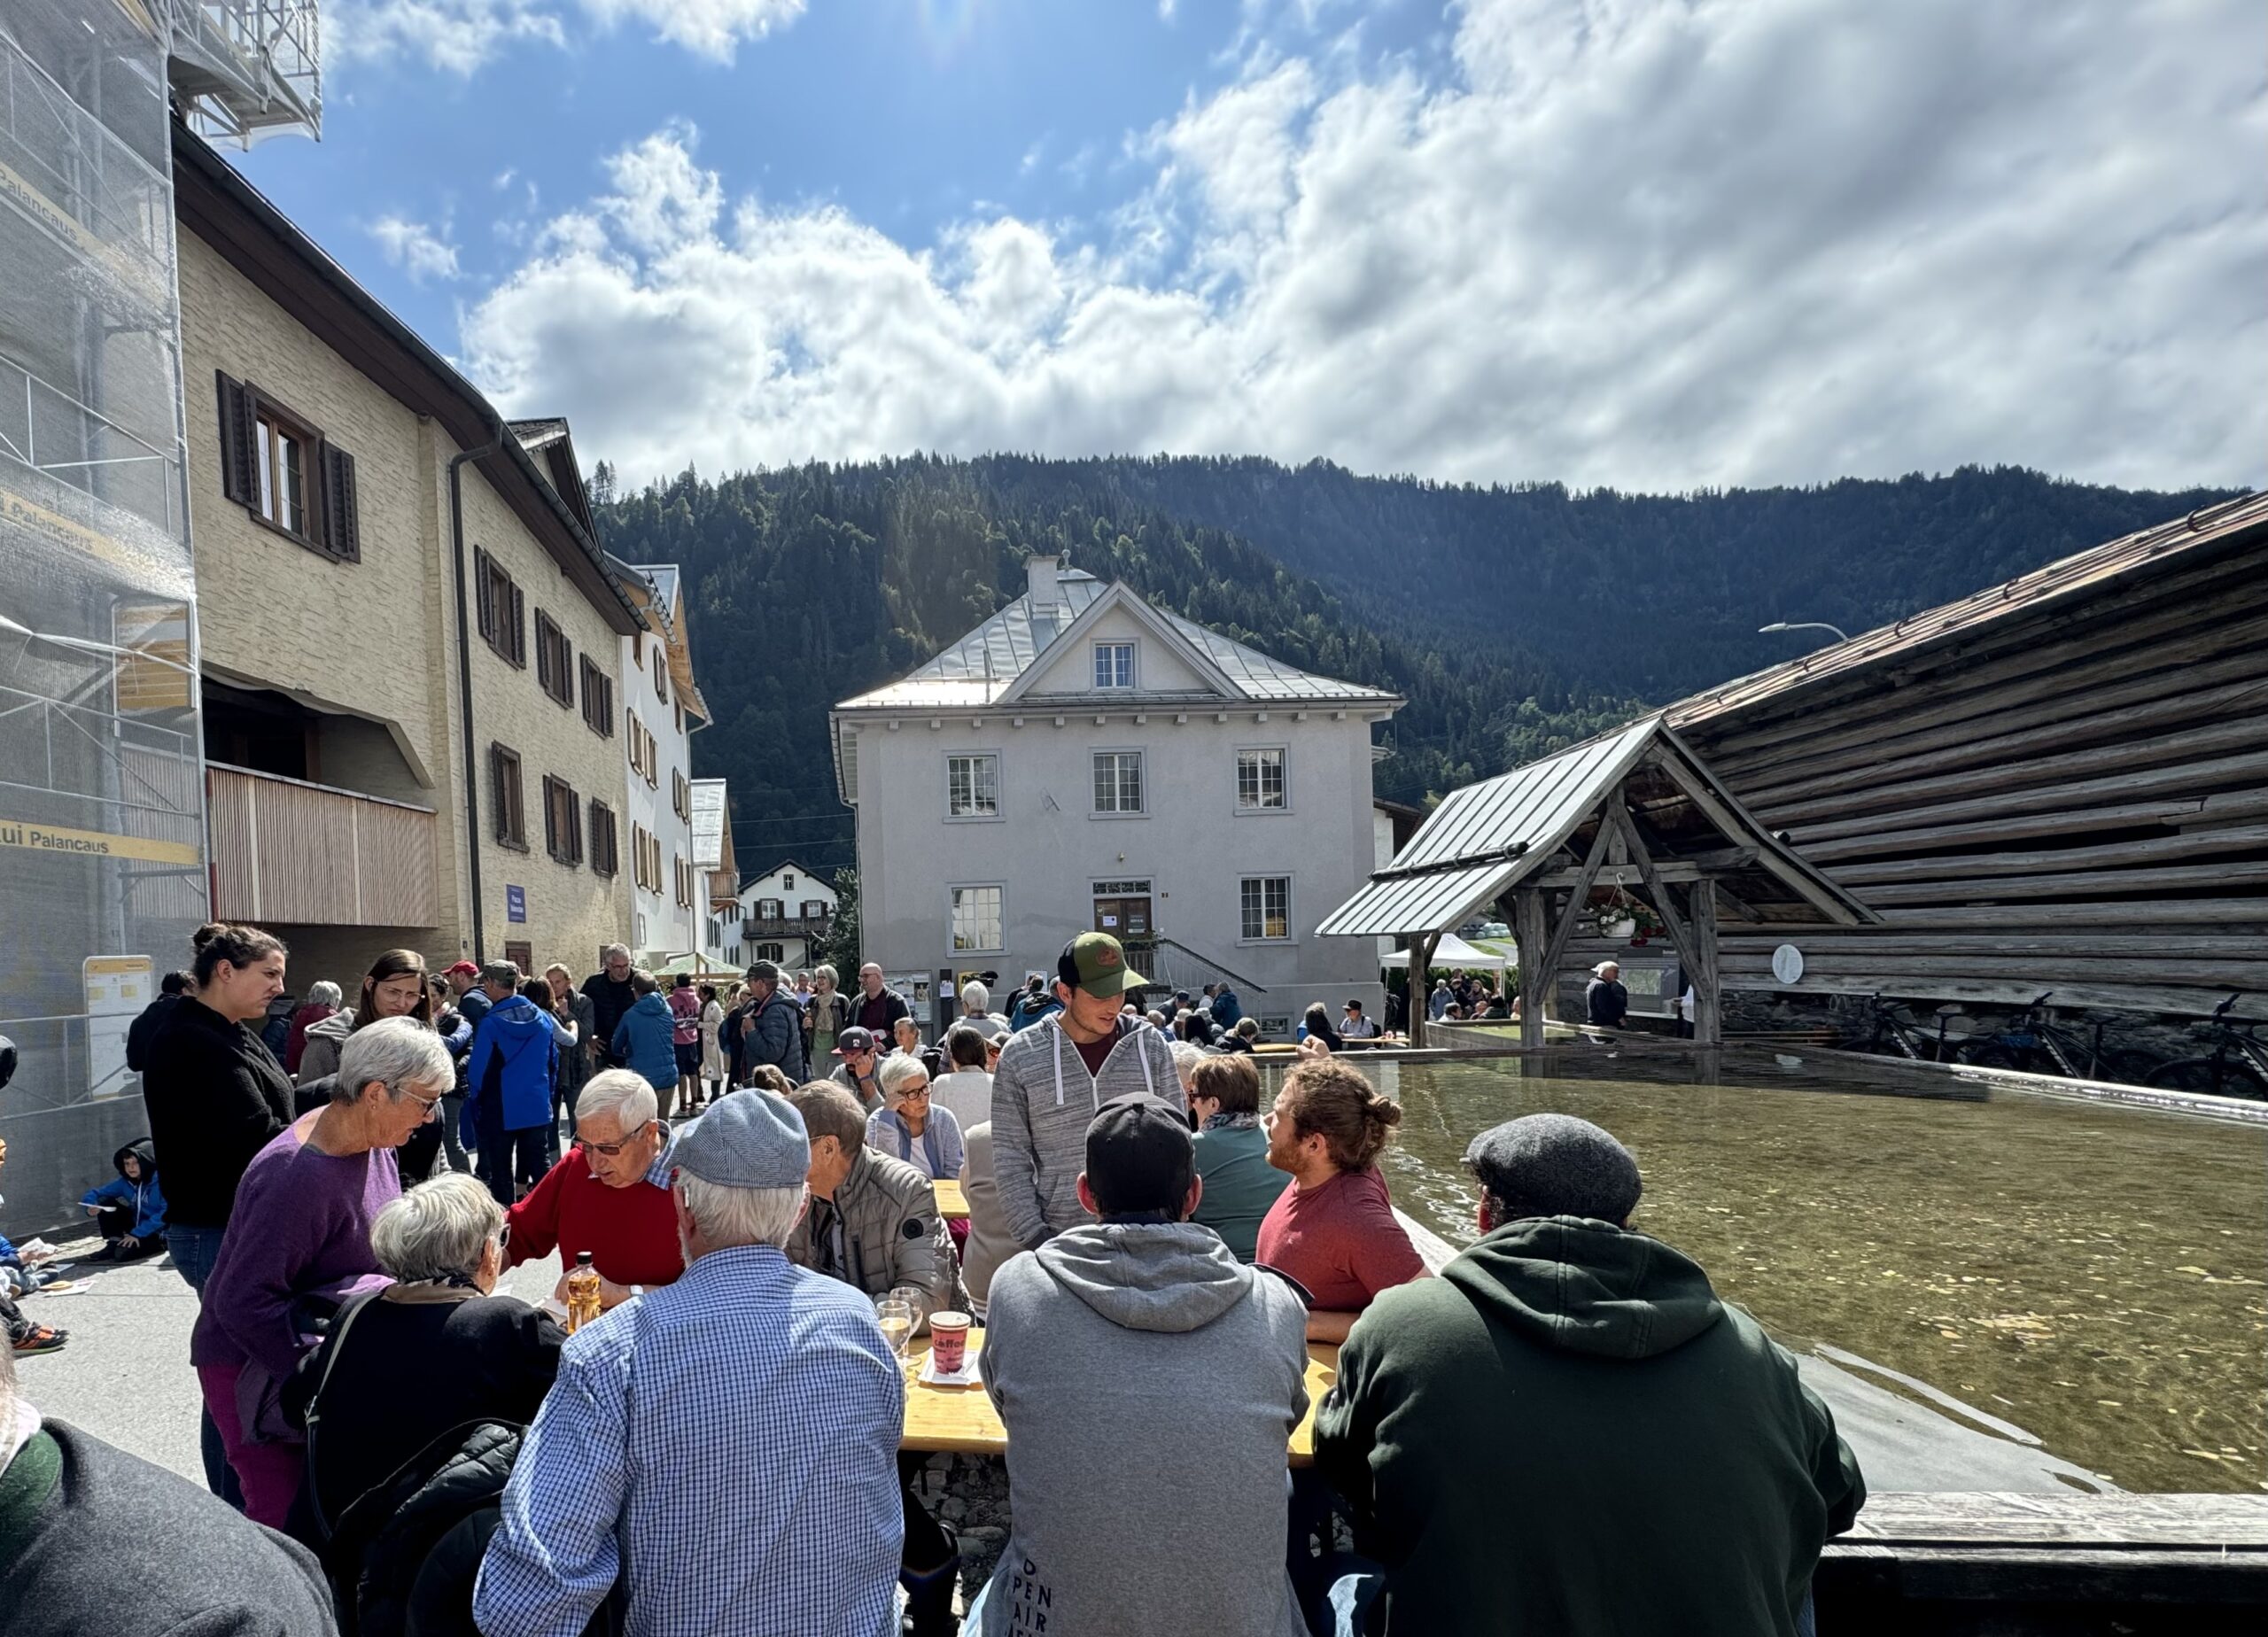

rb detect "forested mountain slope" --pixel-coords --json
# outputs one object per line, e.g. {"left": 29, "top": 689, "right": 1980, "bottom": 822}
{"left": 590, "top": 457, "right": 2239, "bottom": 878}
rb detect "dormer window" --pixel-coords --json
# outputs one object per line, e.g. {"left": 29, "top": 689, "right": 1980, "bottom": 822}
{"left": 1093, "top": 641, "right": 1135, "bottom": 690}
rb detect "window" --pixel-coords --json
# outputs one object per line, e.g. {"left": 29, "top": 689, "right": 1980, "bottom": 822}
{"left": 474, "top": 547, "right": 526, "bottom": 667}
{"left": 951, "top": 885, "right": 1004, "bottom": 952}
{"left": 1092, "top": 749, "right": 1145, "bottom": 815}
{"left": 579, "top": 656, "right": 614, "bottom": 737}
{"left": 542, "top": 775, "right": 583, "bottom": 866}
{"left": 625, "top": 713, "right": 658, "bottom": 788}
{"left": 802, "top": 900, "right": 827, "bottom": 921}
{"left": 631, "top": 823, "right": 664, "bottom": 893}
{"left": 673, "top": 855, "right": 693, "bottom": 908}
{"left": 947, "top": 753, "right": 1000, "bottom": 819}
{"left": 652, "top": 646, "right": 668, "bottom": 702}
{"left": 672, "top": 771, "right": 691, "bottom": 822}
{"left": 756, "top": 898, "right": 783, "bottom": 919}
{"left": 535, "top": 613, "right": 573, "bottom": 708}
{"left": 1093, "top": 641, "right": 1135, "bottom": 689}
{"left": 490, "top": 743, "right": 526, "bottom": 850}
{"left": 1240, "top": 875, "right": 1292, "bottom": 942}
{"left": 1237, "top": 748, "right": 1287, "bottom": 811}
{"left": 755, "top": 943, "right": 785, "bottom": 964}
{"left": 215, "top": 373, "right": 359, "bottom": 562}
{"left": 781, "top": 873, "right": 796, "bottom": 893}
{"left": 588, "top": 799, "right": 619, "bottom": 877}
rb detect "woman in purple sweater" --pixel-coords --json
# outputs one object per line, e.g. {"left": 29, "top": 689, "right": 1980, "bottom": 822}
{"left": 191, "top": 1017, "right": 454, "bottom": 1525}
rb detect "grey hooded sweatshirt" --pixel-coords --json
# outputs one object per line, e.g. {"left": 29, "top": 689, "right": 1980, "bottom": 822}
{"left": 976, "top": 1221, "right": 1310, "bottom": 1637}
{"left": 990, "top": 1014, "right": 1179, "bottom": 1248}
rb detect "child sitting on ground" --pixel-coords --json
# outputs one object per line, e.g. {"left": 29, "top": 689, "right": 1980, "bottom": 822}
{"left": 79, "top": 1139, "right": 167, "bottom": 1262}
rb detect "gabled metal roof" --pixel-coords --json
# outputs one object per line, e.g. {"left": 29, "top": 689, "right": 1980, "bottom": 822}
{"left": 835, "top": 570, "right": 1401, "bottom": 711}
{"left": 1319, "top": 716, "right": 1872, "bottom": 938}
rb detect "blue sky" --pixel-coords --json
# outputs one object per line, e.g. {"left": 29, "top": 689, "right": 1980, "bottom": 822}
{"left": 224, "top": 1, "right": 2265, "bottom": 494}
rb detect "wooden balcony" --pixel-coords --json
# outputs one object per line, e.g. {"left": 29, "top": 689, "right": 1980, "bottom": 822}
{"left": 206, "top": 764, "right": 439, "bottom": 927}
{"left": 739, "top": 915, "right": 830, "bottom": 940}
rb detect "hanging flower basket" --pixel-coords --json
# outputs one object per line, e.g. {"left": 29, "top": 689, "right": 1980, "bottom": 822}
{"left": 1598, "top": 915, "right": 1637, "bottom": 940}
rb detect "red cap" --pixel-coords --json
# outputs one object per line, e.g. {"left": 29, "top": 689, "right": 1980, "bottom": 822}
{"left": 444, "top": 960, "right": 479, "bottom": 978}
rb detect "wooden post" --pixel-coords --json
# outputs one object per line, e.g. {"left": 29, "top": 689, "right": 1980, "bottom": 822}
{"left": 1406, "top": 927, "right": 1441, "bottom": 1049}
{"left": 1513, "top": 888, "right": 1550, "bottom": 1049}
{"left": 1690, "top": 880, "right": 1722, "bottom": 1046}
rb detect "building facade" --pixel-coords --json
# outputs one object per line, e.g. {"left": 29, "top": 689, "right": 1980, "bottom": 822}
{"left": 832, "top": 559, "right": 1401, "bottom": 1038}
{"left": 690, "top": 777, "right": 740, "bottom": 968}
{"left": 605, "top": 557, "right": 706, "bottom": 966}
{"left": 175, "top": 136, "right": 642, "bottom": 988}
{"left": 737, "top": 861, "right": 836, "bottom": 973}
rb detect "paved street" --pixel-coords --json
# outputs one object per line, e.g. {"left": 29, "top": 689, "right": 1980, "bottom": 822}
{"left": 14, "top": 1229, "right": 566, "bottom": 1484}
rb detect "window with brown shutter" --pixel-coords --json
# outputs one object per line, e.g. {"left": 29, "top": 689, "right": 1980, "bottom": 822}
{"left": 588, "top": 798, "right": 619, "bottom": 877}
{"left": 503, "top": 940, "right": 533, "bottom": 973}
{"left": 535, "top": 612, "right": 572, "bottom": 707}
{"left": 543, "top": 774, "right": 583, "bottom": 866}
{"left": 216, "top": 372, "right": 359, "bottom": 562}
{"left": 475, "top": 548, "right": 525, "bottom": 667}
{"left": 490, "top": 741, "right": 527, "bottom": 850}
{"left": 580, "top": 657, "right": 614, "bottom": 737}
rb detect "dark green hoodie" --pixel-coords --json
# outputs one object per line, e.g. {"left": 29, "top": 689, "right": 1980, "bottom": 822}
{"left": 1312, "top": 1215, "right": 1864, "bottom": 1637}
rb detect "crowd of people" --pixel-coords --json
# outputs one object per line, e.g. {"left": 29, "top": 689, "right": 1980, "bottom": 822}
{"left": 0, "top": 922, "right": 1863, "bottom": 1637}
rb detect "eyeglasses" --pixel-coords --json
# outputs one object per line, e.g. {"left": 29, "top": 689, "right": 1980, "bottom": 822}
{"left": 583, "top": 1121, "right": 655, "bottom": 1158}
{"left": 403, "top": 1085, "right": 444, "bottom": 1114}
{"left": 900, "top": 1083, "right": 931, "bottom": 1101}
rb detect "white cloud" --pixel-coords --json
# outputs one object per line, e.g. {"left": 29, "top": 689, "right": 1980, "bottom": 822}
{"left": 368, "top": 214, "right": 463, "bottom": 283}
{"left": 461, "top": 0, "right": 2268, "bottom": 493}
{"left": 329, "top": 0, "right": 803, "bottom": 74}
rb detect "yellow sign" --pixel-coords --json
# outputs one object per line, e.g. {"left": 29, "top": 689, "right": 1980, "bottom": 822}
{"left": 0, "top": 819, "right": 200, "bottom": 866}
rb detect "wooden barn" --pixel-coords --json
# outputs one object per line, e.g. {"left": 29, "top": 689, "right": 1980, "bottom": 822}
{"left": 1668, "top": 490, "right": 2268, "bottom": 1026}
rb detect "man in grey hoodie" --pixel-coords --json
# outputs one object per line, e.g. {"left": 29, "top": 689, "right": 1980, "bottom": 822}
{"left": 971, "top": 1092, "right": 1311, "bottom": 1637}
{"left": 990, "top": 933, "right": 1181, "bottom": 1248}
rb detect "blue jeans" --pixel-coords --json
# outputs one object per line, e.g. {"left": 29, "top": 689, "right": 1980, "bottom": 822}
{"left": 166, "top": 1224, "right": 245, "bottom": 1512}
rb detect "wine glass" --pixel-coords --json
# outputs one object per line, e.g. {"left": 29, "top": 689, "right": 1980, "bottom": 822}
{"left": 875, "top": 1297, "right": 915, "bottom": 1385}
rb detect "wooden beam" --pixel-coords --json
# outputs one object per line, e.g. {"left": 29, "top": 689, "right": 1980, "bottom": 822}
{"left": 1529, "top": 845, "right": 1757, "bottom": 887}
{"left": 1405, "top": 927, "right": 1441, "bottom": 1050}
{"left": 1717, "top": 970, "right": 2268, "bottom": 1023}
{"left": 1856, "top": 857, "right": 2268, "bottom": 907}
{"left": 1604, "top": 803, "right": 1699, "bottom": 976}
{"left": 1512, "top": 888, "right": 1549, "bottom": 1048}
{"left": 1825, "top": 824, "right": 2268, "bottom": 886}
{"left": 1534, "top": 803, "right": 1619, "bottom": 997}
{"left": 1798, "top": 787, "right": 2268, "bottom": 862}
{"left": 1873, "top": 899, "right": 2268, "bottom": 928}
{"left": 1689, "top": 880, "right": 1721, "bottom": 1046}
{"left": 1648, "top": 749, "right": 1860, "bottom": 925}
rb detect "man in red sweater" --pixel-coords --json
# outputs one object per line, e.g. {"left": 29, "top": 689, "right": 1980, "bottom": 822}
{"left": 505, "top": 1068, "right": 682, "bottom": 1313}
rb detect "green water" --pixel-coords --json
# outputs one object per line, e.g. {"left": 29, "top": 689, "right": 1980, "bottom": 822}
{"left": 1265, "top": 1051, "right": 2268, "bottom": 1495}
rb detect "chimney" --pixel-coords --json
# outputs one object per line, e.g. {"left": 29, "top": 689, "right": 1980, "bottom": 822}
{"left": 1026, "top": 554, "right": 1062, "bottom": 609}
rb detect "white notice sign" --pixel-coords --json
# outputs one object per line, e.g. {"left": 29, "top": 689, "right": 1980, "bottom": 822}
{"left": 84, "top": 954, "right": 152, "bottom": 1099}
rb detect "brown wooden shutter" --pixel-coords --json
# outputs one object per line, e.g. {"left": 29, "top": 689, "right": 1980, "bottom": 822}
{"left": 509, "top": 582, "right": 526, "bottom": 666}
{"left": 320, "top": 441, "right": 360, "bottom": 561}
{"left": 475, "top": 547, "right": 493, "bottom": 639}
{"left": 216, "top": 372, "right": 258, "bottom": 504}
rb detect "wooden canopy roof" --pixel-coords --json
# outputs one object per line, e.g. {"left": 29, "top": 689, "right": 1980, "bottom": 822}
{"left": 1319, "top": 715, "right": 1875, "bottom": 940}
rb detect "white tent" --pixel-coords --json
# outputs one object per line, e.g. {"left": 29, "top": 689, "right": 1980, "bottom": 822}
{"left": 1380, "top": 934, "right": 1509, "bottom": 973}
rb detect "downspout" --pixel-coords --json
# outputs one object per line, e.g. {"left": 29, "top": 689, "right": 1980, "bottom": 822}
{"left": 449, "top": 422, "right": 504, "bottom": 962}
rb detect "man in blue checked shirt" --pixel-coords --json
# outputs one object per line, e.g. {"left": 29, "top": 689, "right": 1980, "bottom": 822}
{"left": 474, "top": 1090, "right": 906, "bottom": 1637}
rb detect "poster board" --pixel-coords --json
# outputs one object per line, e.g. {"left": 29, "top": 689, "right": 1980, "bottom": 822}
{"left": 84, "top": 954, "right": 152, "bottom": 1099}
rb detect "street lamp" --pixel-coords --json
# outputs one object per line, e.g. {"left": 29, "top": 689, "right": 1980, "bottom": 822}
{"left": 1759, "top": 620, "right": 1849, "bottom": 643}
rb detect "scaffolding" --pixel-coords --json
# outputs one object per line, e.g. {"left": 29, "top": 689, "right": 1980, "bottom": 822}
{"left": 165, "top": 0, "right": 322, "bottom": 146}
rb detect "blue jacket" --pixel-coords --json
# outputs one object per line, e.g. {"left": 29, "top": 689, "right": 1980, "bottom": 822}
{"left": 1209, "top": 987, "right": 1244, "bottom": 1030}
{"left": 739, "top": 989, "right": 807, "bottom": 1082}
{"left": 612, "top": 991, "right": 681, "bottom": 1089}
{"left": 81, "top": 1138, "right": 167, "bottom": 1240}
{"left": 465, "top": 994, "right": 558, "bottom": 1137}
{"left": 1008, "top": 992, "right": 1063, "bottom": 1032}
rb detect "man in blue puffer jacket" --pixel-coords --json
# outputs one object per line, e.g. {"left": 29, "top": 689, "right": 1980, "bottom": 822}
{"left": 610, "top": 968, "right": 683, "bottom": 1116}
{"left": 463, "top": 961, "right": 558, "bottom": 1206}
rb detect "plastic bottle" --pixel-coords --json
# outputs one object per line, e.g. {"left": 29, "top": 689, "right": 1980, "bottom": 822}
{"left": 565, "top": 1250, "right": 602, "bottom": 1332}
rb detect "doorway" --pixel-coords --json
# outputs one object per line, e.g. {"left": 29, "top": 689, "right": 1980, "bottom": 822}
{"left": 1091, "top": 879, "right": 1153, "bottom": 941}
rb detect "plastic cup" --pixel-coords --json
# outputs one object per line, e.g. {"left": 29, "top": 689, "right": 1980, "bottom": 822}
{"left": 929, "top": 1309, "right": 971, "bottom": 1374}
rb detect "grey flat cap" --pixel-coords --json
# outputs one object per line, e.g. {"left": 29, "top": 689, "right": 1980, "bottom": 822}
{"left": 671, "top": 1089, "right": 811, "bottom": 1190}
{"left": 1464, "top": 1113, "right": 1642, "bottom": 1225}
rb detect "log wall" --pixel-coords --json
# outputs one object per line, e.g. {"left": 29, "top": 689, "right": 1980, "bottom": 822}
{"left": 1672, "top": 508, "right": 2268, "bottom": 1022}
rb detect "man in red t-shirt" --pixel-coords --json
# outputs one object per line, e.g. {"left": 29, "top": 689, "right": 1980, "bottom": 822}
{"left": 1254, "top": 1058, "right": 1425, "bottom": 1342}
{"left": 505, "top": 1068, "right": 681, "bottom": 1313}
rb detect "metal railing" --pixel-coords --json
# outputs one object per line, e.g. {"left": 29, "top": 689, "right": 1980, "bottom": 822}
{"left": 167, "top": 0, "right": 323, "bottom": 144}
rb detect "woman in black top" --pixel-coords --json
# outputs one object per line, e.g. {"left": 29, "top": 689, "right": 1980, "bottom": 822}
{"left": 1300, "top": 1002, "right": 1344, "bottom": 1054}
{"left": 289, "top": 1172, "right": 562, "bottom": 1527}
{"left": 140, "top": 924, "right": 294, "bottom": 1289}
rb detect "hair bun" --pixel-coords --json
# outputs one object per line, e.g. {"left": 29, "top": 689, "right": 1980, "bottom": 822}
{"left": 191, "top": 921, "right": 227, "bottom": 950}
{"left": 1369, "top": 1093, "right": 1404, "bottom": 1130}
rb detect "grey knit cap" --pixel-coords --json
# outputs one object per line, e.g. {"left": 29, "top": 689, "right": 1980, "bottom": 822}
{"left": 1464, "top": 1113, "right": 1642, "bottom": 1225}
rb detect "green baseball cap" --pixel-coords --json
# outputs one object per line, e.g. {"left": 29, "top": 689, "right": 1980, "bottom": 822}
{"left": 1059, "top": 931, "right": 1134, "bottom": 998}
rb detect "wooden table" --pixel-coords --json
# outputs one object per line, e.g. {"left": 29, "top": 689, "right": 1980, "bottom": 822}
{"left": 900, "top": 1327, "right": 1339, "bottom": 1466}
{"left": 932, "top": 1178, "right": 967, "bottom": 1220}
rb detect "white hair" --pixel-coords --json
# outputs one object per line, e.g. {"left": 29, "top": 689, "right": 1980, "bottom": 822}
{"left": 876, "top": 1052, "right": 929, "bottom": 1099}
{"left": 334, "top": 1016, "right": 454, "bottom": 1104}
{"left": 601, "top": 943, "right": 631, "bottom": 961}
{"left": 370, "top": 1173, "right": 501, "bottom": 1283}
{"left": 307, "top": 981, "right": 344, "bottom": 1009}
{"left": 577, "top": 1068, "right": 657, "bottom": 1129}
{"left": 675, "top": 1173, "right": 805, "bottom": 1250}
{"left": 960, "top": 980, "right": 990, "bottom": 1012}
{"left": 1168, "top": 1040, "right": 1208, "bottom": 1087}
{"left": 814, "top": 965, "right": 838, "bottom": 987}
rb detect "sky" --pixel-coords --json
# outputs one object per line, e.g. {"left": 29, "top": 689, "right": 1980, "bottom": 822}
{"left": 231, "top": 0, "right": 2268, "bottom": 495}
